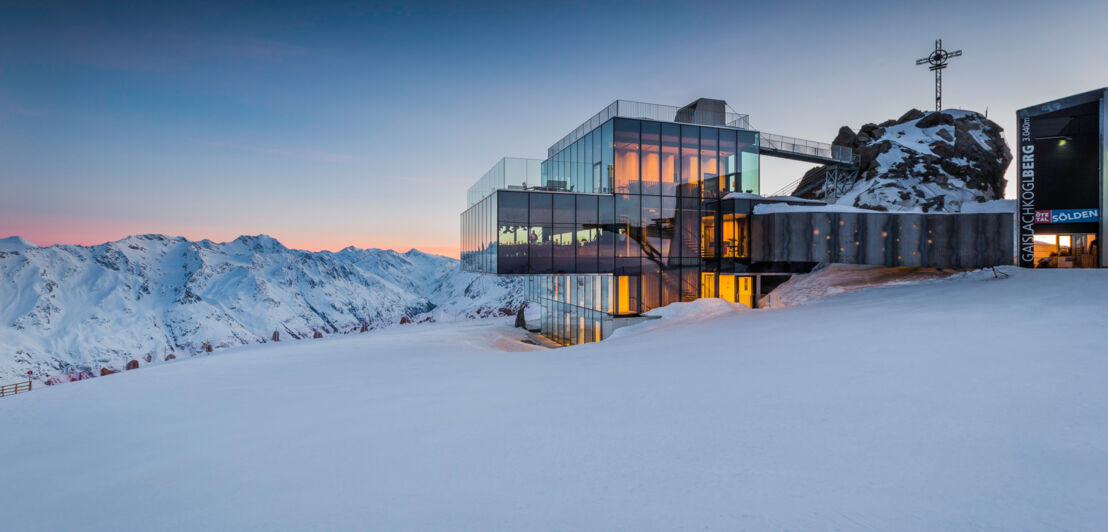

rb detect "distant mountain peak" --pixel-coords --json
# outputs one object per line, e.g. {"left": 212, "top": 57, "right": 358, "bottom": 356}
{"left": 0, "top": 236, "right": 37, "bottom": 252}
{"left": 0, "top": 234, "right": 524, "bottom": 383}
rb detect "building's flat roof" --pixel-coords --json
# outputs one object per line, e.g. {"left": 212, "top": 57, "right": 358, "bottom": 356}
{"left": 1017, "top": 87, "right": 1107, "bottom": 117}
{"left": 547, "top": 99, "right": 751, "bottom": 158}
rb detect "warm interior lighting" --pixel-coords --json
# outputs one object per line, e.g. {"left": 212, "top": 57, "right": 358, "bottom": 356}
{"left": 718, "top": 275, "right": 736, "bottom": 303}
{"left": 701, "top": 272, "right": 716, "bottom": 299}
{"left": 617, "top": 276, "right": 631, "bottom": 314}
{"left": 737, "top": 276, "right": 754, "bottom": 308}
{"left": 1059, "top": 235, "right": 1072, "bottom": 248}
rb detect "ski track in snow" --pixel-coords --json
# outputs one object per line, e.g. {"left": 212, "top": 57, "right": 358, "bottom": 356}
{"left": 1, "top": 267, "right": 1107, "bottom": 530}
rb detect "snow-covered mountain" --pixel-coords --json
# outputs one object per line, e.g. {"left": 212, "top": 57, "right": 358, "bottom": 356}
{"left": 796, "top": 109, "right": 1013, "bottom": 212}
{"left": 0, "top": 234, "right": 523, "bottom": 383}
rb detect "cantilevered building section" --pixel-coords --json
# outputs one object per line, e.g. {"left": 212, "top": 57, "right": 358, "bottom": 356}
{"left": 461, "top": 98, "right": 1014, "bottom": 345}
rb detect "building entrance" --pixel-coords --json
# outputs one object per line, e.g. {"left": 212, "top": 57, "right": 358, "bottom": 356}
{"left": 1033, "top": 233, "right": 1099, "bottom": 268}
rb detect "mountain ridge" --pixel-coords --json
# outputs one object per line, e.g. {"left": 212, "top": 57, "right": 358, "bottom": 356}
{"left": 0, "top": 234, "right": 523, "bottom": 383}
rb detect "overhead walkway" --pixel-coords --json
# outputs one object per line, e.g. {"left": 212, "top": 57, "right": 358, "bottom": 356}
{"left": 758, "top": 132, "right": 852, "bottom": 165}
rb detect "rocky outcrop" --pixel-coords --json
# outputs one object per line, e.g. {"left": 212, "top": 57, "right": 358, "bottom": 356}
{"left": 797, "top": 109, "right": 1012, "bottom": 212}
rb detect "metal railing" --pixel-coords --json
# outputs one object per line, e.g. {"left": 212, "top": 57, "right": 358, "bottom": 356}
{"left": 548, "top": 100, "right": 751, "bottom": 157}
{"left": 758, "top": 132, "right": 852, "bottom": 163}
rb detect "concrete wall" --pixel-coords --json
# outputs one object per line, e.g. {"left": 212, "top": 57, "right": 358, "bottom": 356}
{"left": 751, "top": 211, "right": 1014, "bottom": 269}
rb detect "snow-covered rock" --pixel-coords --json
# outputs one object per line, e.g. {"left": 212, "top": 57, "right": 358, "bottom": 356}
{"left": 797, "top": 109, "right": 1013, "bottom": 212}
{"left": 0, "top": 234, "right": 523, "bottom": 382}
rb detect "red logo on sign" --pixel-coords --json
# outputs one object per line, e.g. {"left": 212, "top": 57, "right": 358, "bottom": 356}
{"left": 1034, "top": 210, "right": 1052, "bottom": 223}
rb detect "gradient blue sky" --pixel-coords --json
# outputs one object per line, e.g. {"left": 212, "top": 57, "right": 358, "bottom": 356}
{"left": 2, "top": 0, "right": 1106, "bottom": 256}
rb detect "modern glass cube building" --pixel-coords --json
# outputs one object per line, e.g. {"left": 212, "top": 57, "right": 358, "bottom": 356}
{"left": 462, "top": 98, "right": 1013, "bottom": 345}
{"left": 462, "top": 99, "right": 815, "bottom": 344}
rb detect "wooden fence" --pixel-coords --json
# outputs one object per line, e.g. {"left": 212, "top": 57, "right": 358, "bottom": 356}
{"left": 0, "top": 380, "right": 32, "bottom": 397}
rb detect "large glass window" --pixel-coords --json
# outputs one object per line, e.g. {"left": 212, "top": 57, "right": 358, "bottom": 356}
{"left": 614, "top": 118, "right": 640, "bottom": 194}
{"left": 584, "top": 131, "right": 594, "bottom": 194}
{"left": 678, "top": 198, "right": 700, "bottom": 259}
{"left": 616, "top": 194, "right": 640, "bottom": 259}
{"left": 641, "top": 195, "right": 663, "bottom": 262}
{"left": 529, "top": 225, "right": 551, "bottom": 274}
{"left": 530, "top": 192, "right": 552, "bottom": 225}
{"left": 661, "top": 196, "right": 676, "bottom": 265}
{"left": 570, "top": 141, "right": 579, "bottom": 192}
{"left": 640, "top": 121, "right": 660, "bottom": 195}
{"left": 641, "top": 261, "right": 660, "bottom": 311}
{"left": 680, "top": 125, "right": 699, "bottom": 198}
{"left": 722, "top": 213, "right": 749, "bottom": 258}
{"left": 739, "top": 131, "right": 759, "bottom": 194}
{"left": 700, "top": 127, "right": 719, "bottom": 199}
{"left": 498, "top": 191, "right": 528, "bottom": 223}
{"left": 660, "top": 123, "right": 679, "bottom": 196}
{"left": 719, "top": 129, "right": 737, "bottom": 194}
{"left": 552, "top": 225, "right": 575, "bottom": 273}
{"left": 499, "top": 223, "right": 528, "bottom": 274}
{"left": 601, "top": 120, "right": 614, "bottom": 194}
{"left": 701, "top": 211, "right": 717, "bottom": 259}
{"left": 598, "top": 195, "right": 615, "bottom": 272}
{"left": 592, "top": 129, "right": 602, "bottom": 193}
{"left": 553, "top": 194, "right": 574, "bottom": 225}
{"left": 576, "top": 195, "right": 598, "bottom": 273}
{"left": 529, "top": 193, "right": 553, "bottom": 274}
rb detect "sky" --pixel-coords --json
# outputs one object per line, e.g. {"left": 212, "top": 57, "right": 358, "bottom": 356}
{"left": 2, "top": 0, "right": 1106, "bottom": 257}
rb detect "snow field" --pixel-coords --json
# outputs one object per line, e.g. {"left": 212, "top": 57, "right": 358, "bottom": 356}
{"left": 1, "top": 267, "right": 1107, "bottom": 530}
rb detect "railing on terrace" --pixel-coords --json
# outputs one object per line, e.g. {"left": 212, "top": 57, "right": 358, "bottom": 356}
{"left": 758, "top": 132, "right": 852, "bottom": 164}
{"left": 548, "top": 100, "right": 751, "bottom": 157}
{"left": 466, "top": 157, "right": 543, "bottom": 207}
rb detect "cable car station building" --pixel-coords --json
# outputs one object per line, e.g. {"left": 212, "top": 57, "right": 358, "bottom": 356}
{"left": 1016, "top": 87, "right": 1106, "bottom": 268}
{"left": 461, "top": 98, "right": 1015, "bottom": 345}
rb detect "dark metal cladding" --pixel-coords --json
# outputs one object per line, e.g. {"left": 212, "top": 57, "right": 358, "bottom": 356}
{"left": 752, "top": 211, "right": 1014, "bottom": 269}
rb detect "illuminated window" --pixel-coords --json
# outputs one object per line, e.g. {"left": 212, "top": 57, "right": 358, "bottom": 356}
{"left": 614, "top": 119, "right": 640, "bottom": 194}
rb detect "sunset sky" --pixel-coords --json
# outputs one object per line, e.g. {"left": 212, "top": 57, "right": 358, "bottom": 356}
{"left": 2, "top": 0, "right": 1106, "bottom": 257}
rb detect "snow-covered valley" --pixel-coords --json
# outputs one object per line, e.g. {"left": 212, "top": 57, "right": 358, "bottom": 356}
{"left": 2, "top": 266, "right": 1106, "bottom": 530}
{"left": 0, "top": 234, "right": 523, "bottom": 383}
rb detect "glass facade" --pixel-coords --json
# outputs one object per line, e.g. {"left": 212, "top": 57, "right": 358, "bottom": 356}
{"left": 463, "top": 114, "right": 761, "bottom": 344}
{"left": 527, "top": 274, "right": 614, "bottom": 346}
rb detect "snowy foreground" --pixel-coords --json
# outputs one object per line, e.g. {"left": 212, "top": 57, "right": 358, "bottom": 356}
{"left": 2, "top": 267, "right": 1107, "bottom": 530}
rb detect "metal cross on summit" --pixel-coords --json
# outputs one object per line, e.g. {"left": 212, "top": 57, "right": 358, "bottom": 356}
{"left": 915, "top": 39, "right": 963, "bottom": 111}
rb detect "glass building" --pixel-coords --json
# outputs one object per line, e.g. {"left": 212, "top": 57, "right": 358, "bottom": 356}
{"left": 462, "top": 98, "right": 1011, "bottom": 345}
{"left": 461, "top": 99, "right": 769, "bottom": 345}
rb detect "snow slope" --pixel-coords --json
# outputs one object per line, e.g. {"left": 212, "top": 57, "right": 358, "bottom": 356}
{"left": 2, "top": 267, "right": 1107, "bottom": 530}
{"left": 0, "top": 234, "right": 523, "bottom": 382}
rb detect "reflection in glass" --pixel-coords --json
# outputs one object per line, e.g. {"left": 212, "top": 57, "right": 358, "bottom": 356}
{"left": 601, "top": 120, "right": 614, "bottom": 194}
{"left": 660, "top": 123, "right": 679, "bottom": 196}
{"left": 615, "top": 194, "right": 640, "bottom": 259}
{"left": 719, "top": 129, "right": 737, "bottom": 193}
{"left": 640, "top": 121, "right": 660, "bottom": 195}
{"left": 680, "top": 125, "right": 699, "bottom": 198}
{"left": 700, "top": 127, "right": 719, "bottom": 200}
{"left": 614, "top": 118, "right": 640, "bottom": 194}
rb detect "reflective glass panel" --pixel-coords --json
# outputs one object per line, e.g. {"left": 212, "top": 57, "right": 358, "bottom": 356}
{"left": 640, "top": 121, "right": 660, "bottom": 195}
{"left": 614, "top": 118, "right": 640, "bottom": 194}
{"left": 660, "top": 123, "right": 679, "bottom": 196}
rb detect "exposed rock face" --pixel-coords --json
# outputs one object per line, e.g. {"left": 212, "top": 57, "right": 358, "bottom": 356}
{"left": 798, "top": 109, "right": 1012, "bottom": 212}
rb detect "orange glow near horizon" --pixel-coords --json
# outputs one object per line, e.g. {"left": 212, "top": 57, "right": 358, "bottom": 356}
{"left": 0, "top": 214, "right": 461, "bottom": 258}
